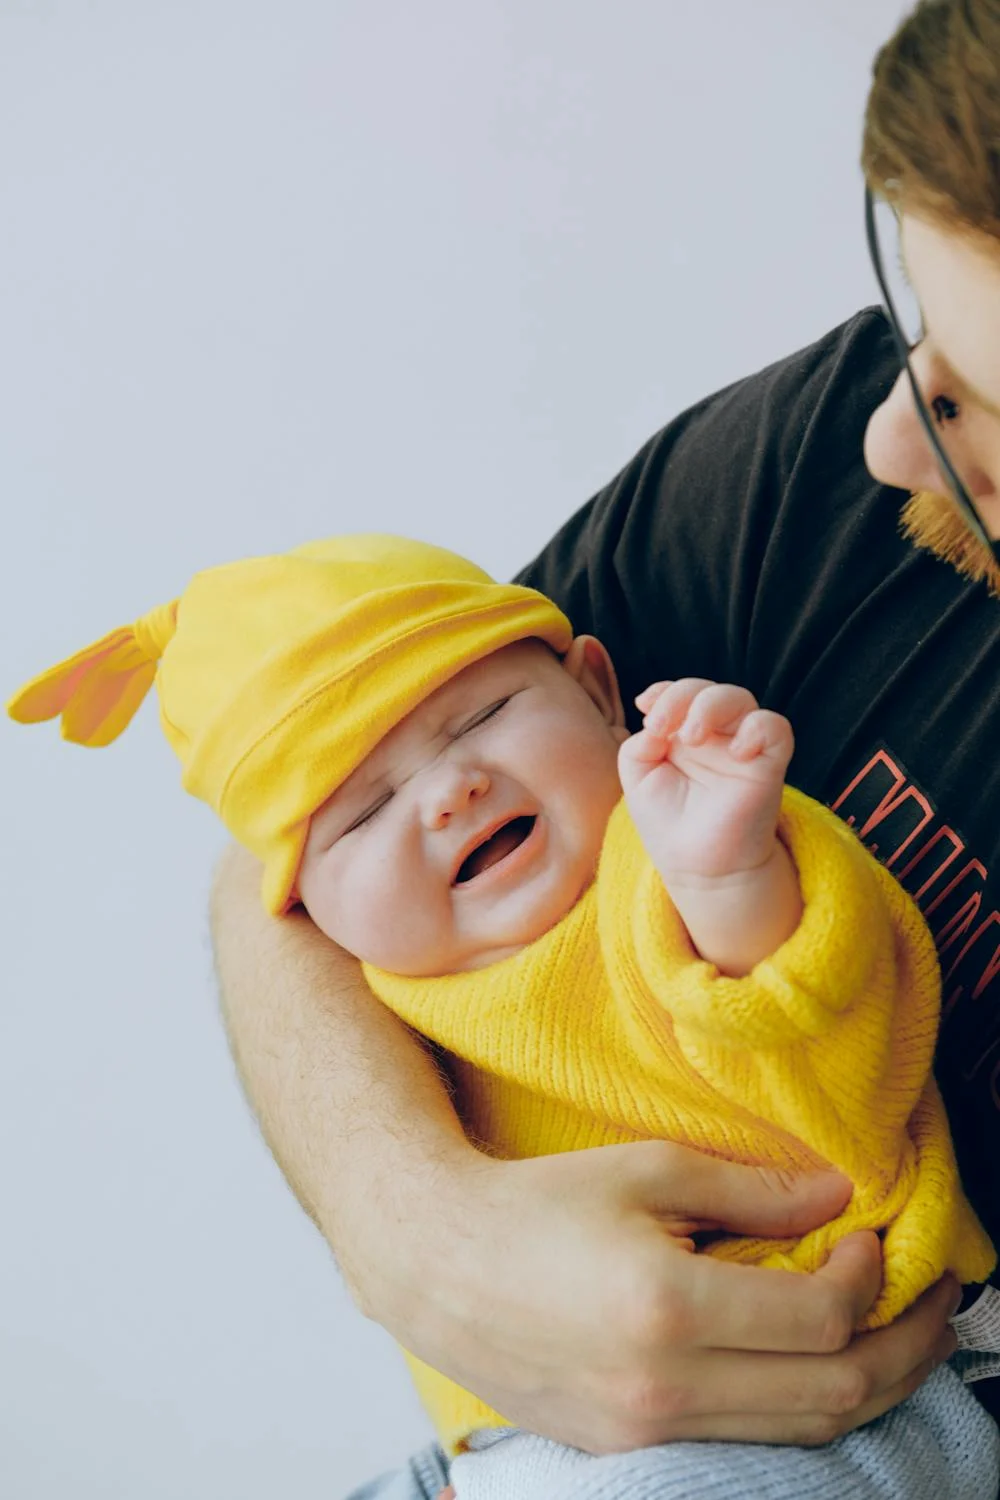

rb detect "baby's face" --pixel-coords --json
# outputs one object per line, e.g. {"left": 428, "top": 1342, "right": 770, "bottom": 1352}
{"left": 297, "top": 639, "right": 627, "bottom": 975}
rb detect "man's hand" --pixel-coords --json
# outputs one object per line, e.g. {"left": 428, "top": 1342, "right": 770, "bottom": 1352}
{"left": 211, "top": 847, "right": 958, "bottom": 1455}
{"left": 394, "top": 1141, "right": 958, "bottom": 1453}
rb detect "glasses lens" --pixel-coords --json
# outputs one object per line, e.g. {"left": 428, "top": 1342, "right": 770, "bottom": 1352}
{"left": 871, "top": 196, "right": 925, "bottom": 350}
{"left": 868, "top": 191, "right": 993, "bottom": 549}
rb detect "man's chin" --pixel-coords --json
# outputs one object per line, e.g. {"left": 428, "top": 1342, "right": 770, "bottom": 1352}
{"left": 899, "top": 489, "right": 1000, "bottom": 597}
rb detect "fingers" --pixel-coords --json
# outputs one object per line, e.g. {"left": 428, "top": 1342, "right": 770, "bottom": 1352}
{"left": 641, "top": 1277, "right": 959, "bottom": 1444}
{"left": 729, "top": 709, "right": 794, "bottom": 766}
{"left": 674, "top": 685, "right": 761, "bottom": 745}
{"left": 637, "top": 680, "right": 752, "bottom": 743}
{"left": 622, "top": 1141, "right": 852, "bottom": 1240}
{"left": 681, "top": 1233, "right": 882, "bottom": 1354}
{"left": 619, "top": 1352, "right": 938, "bottom": 1445}
{"left": 576, "top": 1276, "right": 956, "bottom": 1451}
{"left": 821, "top": 1285, "right": 959, "bottom": 1434}
{"left": 634, "top": 680, "right": 792, "bottom": 762}
{"left": 811, "top": 1230, "right": 887, "bottom": 1310}
{"left": 634, "top": 680, "right": 674, "bottom": 715}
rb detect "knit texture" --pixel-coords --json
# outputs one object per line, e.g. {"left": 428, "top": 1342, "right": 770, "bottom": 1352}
{"left": 367, "top": 789, "right": 995, "bottom": 1454}
{"left": 449, "top": 1364, "right": 1000, "bottom": 1500}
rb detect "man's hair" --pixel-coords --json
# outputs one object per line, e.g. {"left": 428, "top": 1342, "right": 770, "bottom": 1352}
{"left": 862, "top": 0, "right": 1000, "bottom": 241}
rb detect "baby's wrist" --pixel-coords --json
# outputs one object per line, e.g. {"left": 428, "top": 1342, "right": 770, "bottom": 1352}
{"left": 659, "top": 838, "right": 786, "bottom": 896}
{"left": 663, "top": 838, "right": 803, "bottom": 977}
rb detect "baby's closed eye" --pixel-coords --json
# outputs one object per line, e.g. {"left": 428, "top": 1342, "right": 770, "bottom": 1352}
{"left": 342, "top": 789, "right": 394, "bottom": 836}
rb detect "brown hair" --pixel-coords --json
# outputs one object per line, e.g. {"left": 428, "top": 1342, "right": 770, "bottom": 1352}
{"left": 862, "top": 0, "right": 1000, "bottom": 242}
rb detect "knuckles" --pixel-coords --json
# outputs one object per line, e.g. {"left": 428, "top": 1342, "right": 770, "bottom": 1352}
{"left": 818, "top": 1361, "right": 874, "bottom": 1417}
{"left": 605, "top": 1266, "right": 695, "bottom": 1355}
{"left": 634, "top": 1285, "right": 695, "bottom": 1351}
{"left": 617, "top": 1371, "right": 695, "bottom": 1429}
{"left": 590, "top": 1372, "right": 696, "bottom": 1451}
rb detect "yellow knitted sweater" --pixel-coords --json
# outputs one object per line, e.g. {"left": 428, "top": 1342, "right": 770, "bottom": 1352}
{"left": 366, "top": 788, "right": 995, "bottom": 1455}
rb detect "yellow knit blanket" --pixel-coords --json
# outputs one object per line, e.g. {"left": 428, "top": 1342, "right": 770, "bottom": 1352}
{"left": 366, "top": 787, "right": 994, "bottom": 1454}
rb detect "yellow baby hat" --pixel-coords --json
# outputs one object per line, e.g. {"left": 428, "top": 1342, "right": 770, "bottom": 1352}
{"left": 8, "top": 535, "right": 572, "bottom": 913}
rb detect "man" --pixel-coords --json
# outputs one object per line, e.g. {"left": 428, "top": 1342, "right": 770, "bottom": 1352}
{"left": 212, "top": 0, "right": 1000, "bottom": 1491}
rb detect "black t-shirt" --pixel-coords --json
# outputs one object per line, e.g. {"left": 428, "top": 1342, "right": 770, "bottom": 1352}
{"left": 515, "top": 306, "right": 1000, "bottom": 1416}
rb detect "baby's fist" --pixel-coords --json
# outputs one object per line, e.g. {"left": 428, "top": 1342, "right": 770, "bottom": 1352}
{"left": 619, "top": 679, "right": 794, "bottom": 881}
{"left": 633, "top": 679, "right": 793, "bottom": 768}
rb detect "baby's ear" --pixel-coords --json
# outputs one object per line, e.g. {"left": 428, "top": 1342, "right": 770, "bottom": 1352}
{"left": 561, "top": 635, "right": 628, "bottom": 734}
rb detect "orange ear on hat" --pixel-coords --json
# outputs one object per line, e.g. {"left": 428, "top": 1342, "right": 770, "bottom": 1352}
{"left": 7, "top": 599, "right": 178, "bottom": 748}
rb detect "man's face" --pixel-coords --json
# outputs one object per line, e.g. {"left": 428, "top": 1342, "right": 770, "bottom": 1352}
{"left": 296, "top": 638, "right": 628, "bottom": 976}
{"left": 864, "top": 212, "right": 1000, "bottom": 540}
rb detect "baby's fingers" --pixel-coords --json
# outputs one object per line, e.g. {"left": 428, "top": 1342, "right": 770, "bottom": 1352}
{"left": 672, "top": 683, "right": 761, "bottom": 745}
{"left": 729, "top": 708, "right": 795, "bottom": 766}
{"left": 637, "top": 679, "right": 717, "bottom": 741}
{"left": 634, "top": 681, "right": 674, "bottom": 715}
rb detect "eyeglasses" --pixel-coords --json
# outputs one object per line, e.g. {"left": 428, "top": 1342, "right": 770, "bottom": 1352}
{"left": 864, "top": 184, "right": 994, "bottom": 554}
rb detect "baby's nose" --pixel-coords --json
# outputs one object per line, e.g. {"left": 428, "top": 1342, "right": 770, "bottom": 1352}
{"left": 421, "top": 764, "right": 490, "bottom": 828}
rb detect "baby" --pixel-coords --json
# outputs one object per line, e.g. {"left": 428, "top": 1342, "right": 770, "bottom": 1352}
{"left": 9, "top": 533, "right": 999, "bottom": 1499}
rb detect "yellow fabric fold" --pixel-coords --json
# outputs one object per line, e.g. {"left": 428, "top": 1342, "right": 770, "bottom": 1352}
{"left": 366, "top": 790, "right": 995, "bottom": 1455}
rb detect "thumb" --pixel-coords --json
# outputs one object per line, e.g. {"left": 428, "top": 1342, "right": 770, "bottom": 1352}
{"left": 812, "top": 1230, "right": 884, "bottom": 1322}
{"left": 620, "top": 1141, "right": 853, "bottom": 1239}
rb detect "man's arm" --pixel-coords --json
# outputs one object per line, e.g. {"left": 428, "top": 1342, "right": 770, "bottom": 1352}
{"left": 211, "top": 840, "right": 471, "bottom": 1319}
{"left": 211, "top": 839, "right": 958, "bottom": 1452}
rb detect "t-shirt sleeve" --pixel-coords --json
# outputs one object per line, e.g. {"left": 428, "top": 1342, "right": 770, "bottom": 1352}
{"left": 512, "top": 307, "right": 897, "bottom": 727}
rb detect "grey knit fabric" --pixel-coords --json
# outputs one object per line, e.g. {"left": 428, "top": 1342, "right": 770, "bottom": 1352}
{"left": 451, "top": 1364, "right": 999, "bottom": 1500}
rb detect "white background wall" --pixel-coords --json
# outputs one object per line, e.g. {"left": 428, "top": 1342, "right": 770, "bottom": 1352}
{"left": 0, "top": 2, "right": 910, "bottom": 1495}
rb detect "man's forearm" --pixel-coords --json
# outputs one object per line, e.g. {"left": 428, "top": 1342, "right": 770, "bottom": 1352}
{"left": 210, "top": 841, "right": 470, "bottom": 1317}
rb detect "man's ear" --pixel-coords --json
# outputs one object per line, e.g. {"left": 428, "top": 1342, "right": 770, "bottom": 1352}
{"left": 561, "top": 635, "right": 628, "bottom": 738}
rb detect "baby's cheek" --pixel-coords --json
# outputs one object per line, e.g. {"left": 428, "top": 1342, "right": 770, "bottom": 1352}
{"left": 396, "top": 875, "right": 443, "bottom": 947}
{"left": 310, "top": 853, "right": 379, "bottom": 953}
{"left": 357, "top": 866, "right": 439, "bottom": 972}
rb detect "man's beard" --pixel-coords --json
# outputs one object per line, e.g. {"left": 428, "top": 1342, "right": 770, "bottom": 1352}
{"left": 900, "top": 490, "right": 1000, "bottom": 598}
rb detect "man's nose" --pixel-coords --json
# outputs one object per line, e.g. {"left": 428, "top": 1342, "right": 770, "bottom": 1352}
{"left": 419, "top": 762, "right": 490, "bottom": 829}
{"left": 863, "top": 358, "right": 950, "bottom": 497}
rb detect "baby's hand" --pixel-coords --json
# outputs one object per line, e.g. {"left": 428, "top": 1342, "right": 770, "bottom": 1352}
{"left": 618, "top": 679, "right": 794, "bottom": 886}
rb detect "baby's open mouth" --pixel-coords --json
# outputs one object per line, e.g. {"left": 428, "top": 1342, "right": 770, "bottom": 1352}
{"left": 454, "top": 815, "right": 537, "bottom": 884}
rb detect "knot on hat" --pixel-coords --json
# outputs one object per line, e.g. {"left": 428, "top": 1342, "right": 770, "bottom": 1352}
{"left": 7, "top": 595, "right": 180, "bottom": 747}
{"left": 134, "top": 600, "right": 178, "bottom": 663}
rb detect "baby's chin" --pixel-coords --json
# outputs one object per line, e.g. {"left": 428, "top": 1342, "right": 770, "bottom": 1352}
{"left": 362, "top": 929, "right": 558, "bottom": 979}
{"left": 360, "top": 894, "right": 587, "bottom": 978}
{"left": 448, "top": 869, "right": 601, "bottom": 975}
{"left": 358, "top": 841, "right": 606, "bottom": 976}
